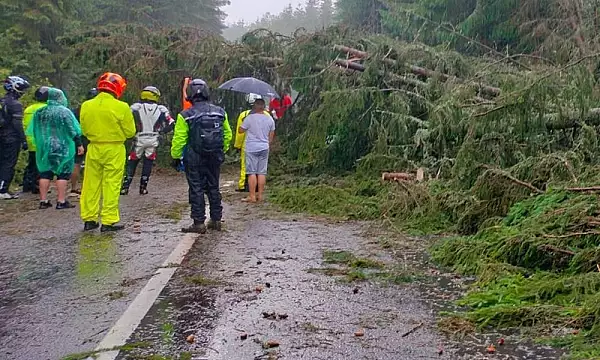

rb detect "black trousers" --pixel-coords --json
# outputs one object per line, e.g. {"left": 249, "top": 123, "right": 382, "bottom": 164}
{"left": 0, "top": 140, "right": 20, "bottom": 193}
{"left": 122, "top": 158, "right": 153, "bottom": 190}
{"left": 184, "top": 149, "right": 223, "bottom": 222}
{"left": 23, "top": 151, "right": 39, "bottom": 193}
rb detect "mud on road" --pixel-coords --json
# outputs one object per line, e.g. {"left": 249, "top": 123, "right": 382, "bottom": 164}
{"left": 0, "top": 169, "right": 564, "bottom": 360}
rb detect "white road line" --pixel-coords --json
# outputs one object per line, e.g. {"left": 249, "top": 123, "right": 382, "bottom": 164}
{"left": 92, "top": 233, "right": 197, "bottom": 360}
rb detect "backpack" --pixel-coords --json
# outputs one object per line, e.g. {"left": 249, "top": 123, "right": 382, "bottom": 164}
{"left": 187, "top": 104, "right": 225, "bottom": 154}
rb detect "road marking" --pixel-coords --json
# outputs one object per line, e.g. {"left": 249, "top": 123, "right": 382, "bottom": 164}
{"left": 92, "top": 233, "right": 197, "bottom": 360}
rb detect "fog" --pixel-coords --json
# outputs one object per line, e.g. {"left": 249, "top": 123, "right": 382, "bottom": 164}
{"left": 223, "top": 0, "right": 306, "bottom": 23}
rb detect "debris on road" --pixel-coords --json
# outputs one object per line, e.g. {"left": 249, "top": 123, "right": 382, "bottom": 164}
{"left": 401, "top": 322, "right": 424, "bottom": 338}
{"left": 263, "top": 339, "right": 280, "bottom": 349}
{"left": 186, "top": 334, "right": 195, "bottom": 344}
{"left": 354, "top": 328, "right": 365, "bottom": 337}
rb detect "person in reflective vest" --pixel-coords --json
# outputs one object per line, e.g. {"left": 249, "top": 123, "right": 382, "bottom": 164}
{"left": 171, "top": 78, "right": 232, "bottom": 234}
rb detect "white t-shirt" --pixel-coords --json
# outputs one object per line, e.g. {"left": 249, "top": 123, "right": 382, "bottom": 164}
{"left": 241, "top": 113, "right": 275, "bottom": 152}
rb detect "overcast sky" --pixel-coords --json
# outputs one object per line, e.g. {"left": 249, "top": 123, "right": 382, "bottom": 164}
{"left": 223, "top": 0, "right": 305, "bottom": 24}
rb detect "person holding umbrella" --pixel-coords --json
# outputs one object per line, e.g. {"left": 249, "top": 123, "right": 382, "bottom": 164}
{"left": 171, "top": 78, "right": 232, "bottom": 234}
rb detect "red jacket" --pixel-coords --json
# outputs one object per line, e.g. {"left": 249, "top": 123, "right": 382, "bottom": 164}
{"left": 270, "top": 95, "right": 292, "bottom": 119}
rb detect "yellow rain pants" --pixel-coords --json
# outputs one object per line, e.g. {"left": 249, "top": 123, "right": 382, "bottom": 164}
{"left": 80, "top": 143, "right": 126, "bottom": 224}
{"left": 234, "top": 109, "right": 271, "bottom": 190}
{"left": 79, "top": 92, "right": 135, "bottom": 225}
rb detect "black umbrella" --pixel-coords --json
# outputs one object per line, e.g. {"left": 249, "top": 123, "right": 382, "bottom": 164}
{"left": 218, "top": 77, "right": 279, "bottom": 98}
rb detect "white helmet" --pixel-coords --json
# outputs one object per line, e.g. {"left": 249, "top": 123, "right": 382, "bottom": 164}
{"left": 246, "top": 93, "right": 262, "bottom": 105}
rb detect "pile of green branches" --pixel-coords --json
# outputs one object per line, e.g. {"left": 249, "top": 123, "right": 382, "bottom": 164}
{"left": 432, "top": 190, "right": 600, "bottom": 359}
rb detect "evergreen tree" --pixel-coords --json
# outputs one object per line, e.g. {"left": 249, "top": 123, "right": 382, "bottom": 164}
{"left": 336, "top": 0, "right": 384, "bottom": 32}
{"left": 320, "top": 0, "right": 335, "bottom": 28}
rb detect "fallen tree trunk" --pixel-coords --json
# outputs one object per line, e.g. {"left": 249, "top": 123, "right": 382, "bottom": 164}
{"left": 334, "top": 59, "right": 427, "bottom": 90}
{"left": 382, "top": 172, "right": 414, "bottom": 182}
{"left": 333, "top": 44, "right": 501, "bottom": 98}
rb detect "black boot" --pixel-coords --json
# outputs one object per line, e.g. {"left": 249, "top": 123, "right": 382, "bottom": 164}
{"left": 139, "top": 175, "right": 149, "bottom": 195}
{"left": 207, "top": 219, "right": 222, "bottom": 231}
{"left": 121, "top": 175, "right": 131, "bottom": 195}
{"left": 84, "top": 221, "right": 100, "bottom": 231}
{"left": 182, "top": 220, "right": 207, "bottom": 234}
{"left": 101, "top": 223, "right": 125, "bottom": 233}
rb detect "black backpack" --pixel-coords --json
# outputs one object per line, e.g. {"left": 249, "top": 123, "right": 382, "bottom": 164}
{"left": 186, "top": 104, "right": 225, "bottom": 154}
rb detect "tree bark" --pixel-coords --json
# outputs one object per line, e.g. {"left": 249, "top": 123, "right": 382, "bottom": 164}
{"left": 333, "top": 44, "right": 502, "bottom": 98}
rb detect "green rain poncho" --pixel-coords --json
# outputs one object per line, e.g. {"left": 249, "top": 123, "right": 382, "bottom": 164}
{"left": 27, "top": 88, "right": 82, "bottom": 175}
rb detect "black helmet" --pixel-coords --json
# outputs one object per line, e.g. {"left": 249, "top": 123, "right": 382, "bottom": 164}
{"left": 34, "top": 86, "right": 50, "bottom": 102}
{"left": 186, "top": 78, "right": 210, "bottom": 102}
{"left": 86, "top": 87, "right": 98, "bottom": 100}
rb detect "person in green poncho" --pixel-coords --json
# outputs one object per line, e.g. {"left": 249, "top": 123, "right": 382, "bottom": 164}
{"left": 27, "top": 88, "right": 84, "bottom": 210}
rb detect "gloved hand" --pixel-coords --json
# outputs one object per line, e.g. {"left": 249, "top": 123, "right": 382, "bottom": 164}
{"left": 171, "top": 158, "right": 182, "bottom": 170}
{"left": 22, "top": 142, "right": 28, "bottom": 151}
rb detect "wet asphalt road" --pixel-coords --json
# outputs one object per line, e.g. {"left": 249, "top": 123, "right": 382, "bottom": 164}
{"left": 0, "top": 171, "right": 565, "bottom": 360}
{"left": 0, "top": 171, "right": 189, "bottom": 360}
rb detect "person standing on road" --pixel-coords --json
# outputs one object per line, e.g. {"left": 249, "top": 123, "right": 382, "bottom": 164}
{"left": 0, "top": 76, "right": 31, "bottom": 199}
{"left": 239, "top": 98, "right": 275, "bottom": 203}
{"left": 121, "top": 86, "right": 174, "bottom": 195}
{"left": 69, "top": 87, "right": 97, "bottom": 198}
{"left": 27, "top": 88, "right": 84, "bottom": 209}
{"left": 22, "top": 86, "right": 49, "bottom": 194}
{"left": 79, "top": 73, "right": 136, "bottom": 232}
{"left": 171, "top": 78, "right": 232, "bottom": 234}
{"left": 234, "top": 93, "right": 271, "bottom": 192}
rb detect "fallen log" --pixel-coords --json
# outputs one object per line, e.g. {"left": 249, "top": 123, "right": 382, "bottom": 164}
{"left": 333, "top": 44, "right": 501, "bottom": 98}
{"left": 566, "top": 186, "right": 600, "bottom": 192}
{"left": 382, "top": 172, "right": 414, "bottom": 182}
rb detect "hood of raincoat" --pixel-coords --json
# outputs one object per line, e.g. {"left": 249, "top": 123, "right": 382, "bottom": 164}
{"left": 26, "top": 88, "right": 82, "bottom": 174}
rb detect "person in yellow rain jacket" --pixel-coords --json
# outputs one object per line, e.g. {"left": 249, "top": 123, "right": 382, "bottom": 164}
{"left": 234, "top": 93, "right": 271, "bottom": 192}
{"left": 79, "top": 72, "right": 136, "bottom": 232}
{"left": 171, "top": 78, "right": 232, "bottom": 234}
{"left": 22, "top": 86, "right": 49, "bottom": 194}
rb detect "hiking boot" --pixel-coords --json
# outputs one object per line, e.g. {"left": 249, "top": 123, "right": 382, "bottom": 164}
{"left": 69, "top": 189, "right": 81, "bottom": 198}
{"left": 56, "top": 201, "right": 75, "bottom": 210}
{"left": 84, "top": 221, "right": 100, "bottom": 231}
{"left": 182, "top": 222, "right": 207, "bottom": 234}
{"left": 0, "top": 192, "right": 19, "bottom": 200}
{"left": 207, "top": 219, "right": 222, "bottom": 231}
{"left": 101, "top": 224, "right": 125, "bottom": 233}
{"left": 120, "top": 188, "right": 129, "bottom": 195}
{"left": 39, "top": 200, "right": 52, "bottom": 209}
{"left": 139, "top": 187, "right": 148, "bottom": 195}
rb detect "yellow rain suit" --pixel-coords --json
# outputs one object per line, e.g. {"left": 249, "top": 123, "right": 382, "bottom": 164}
{"left": 234, "top": 109, "right": 271, "bottom": 190}
{"left": 79, "top": 92, "right": 136, "bottom": 225}
{"left": 23, "top": 102, "right": 47, "bottom": 151}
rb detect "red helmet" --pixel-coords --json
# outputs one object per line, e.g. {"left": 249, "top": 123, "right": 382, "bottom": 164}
{"left": 97, "top": 72, "right": 127, "bottom": 98}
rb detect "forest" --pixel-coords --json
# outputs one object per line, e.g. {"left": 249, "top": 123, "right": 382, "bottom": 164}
{"left": 4, "top": 0, "right": 600, "bottom": 358}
